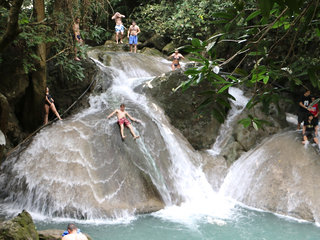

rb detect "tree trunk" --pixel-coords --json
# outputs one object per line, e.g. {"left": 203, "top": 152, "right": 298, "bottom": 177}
{"left": 0, "top": 0, "right": 24, "bottom": 52}
{"left": 22, "top": 0, "right": 46, "bottom": 130}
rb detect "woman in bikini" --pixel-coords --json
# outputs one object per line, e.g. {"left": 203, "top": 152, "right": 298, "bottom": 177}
{"left": 44, "top": 87, "right": 62, "bottom": 125}
{"left": 169, "top": 50, "right": 185, "bottom": 70}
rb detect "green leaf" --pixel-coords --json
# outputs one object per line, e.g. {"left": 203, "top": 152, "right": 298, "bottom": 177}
{"left": 238, "top": 118, "right": 251, "bottom": 128}
{"left": 263, "top": 75, "right": 269, "bottom": 84}
{"left": 258, "top": 0, "right": 275, "bottom": 18}
{"left": 218, "top": 84, "right": 233, "bottom": 93}
{"left": 191, "top": 38, "right": 202, "bottom": 48}
{"left": 246, "top": 10, "right": 262, "bottom": 21}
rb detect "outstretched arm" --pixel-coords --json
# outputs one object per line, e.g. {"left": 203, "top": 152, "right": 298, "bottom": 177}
{"left": 167, "top": 53, "right": 174, "bottom": 60}
{"left": 126, "top": 112, "right": 139, "bottom": 122}
{"left": 107, "top": 110, "right": 117, "bottom": 119}
{"left": 179, "top": 53, "right": 185, "bottom": 59}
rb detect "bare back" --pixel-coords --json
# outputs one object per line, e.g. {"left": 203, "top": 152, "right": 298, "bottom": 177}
{"left": 62, "top": 233, "right": 88, "bottom": 240}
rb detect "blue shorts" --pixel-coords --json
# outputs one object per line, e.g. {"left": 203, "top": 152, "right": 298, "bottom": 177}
{"left": 115, "top": 25, "right": 124, "bottom": 33}
{"left": 129, "top": 35, "right": 138, "bottom": 45}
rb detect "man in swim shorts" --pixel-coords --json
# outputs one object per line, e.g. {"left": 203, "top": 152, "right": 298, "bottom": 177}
{"left": 112, "top": 12, "right": 125, "bottom": 44}
{"left": 62, "top": 223, "right": 88, "bottom": 240}
{"left": 107, "top": 103, "right": 140, "bottom": 140}
{"left": 127, "top": 20, "right": 140, "bottom": 53}
{"left": 73, "top": 17, "right": 83, "bottom": 61}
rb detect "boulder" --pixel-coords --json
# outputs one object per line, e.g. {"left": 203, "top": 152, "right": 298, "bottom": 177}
{"left": 0, "top": 210, "right": 39, "bottom": 240}
{"left": 220, "top": 131, "right": 320, "bottom": 222}
{"left": 162, "top": 42, "right": 176, "bottom": 54}
{"left": 143, "top": 69, "right": 222, "bottom": 150}
{"left": 140, "top": 47, "right": 163, "bottom": 57}
{"left": 141, "top": 34, "right": 168, "bottom": 51}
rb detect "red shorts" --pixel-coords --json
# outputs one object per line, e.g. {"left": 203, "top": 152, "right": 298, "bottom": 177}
{"left": 118, "top": 117, "right": 130, "bottom": 126}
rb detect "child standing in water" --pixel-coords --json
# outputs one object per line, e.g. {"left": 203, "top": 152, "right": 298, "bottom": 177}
{"left": 107, "top": 104, "right": 140, "bottom": 140}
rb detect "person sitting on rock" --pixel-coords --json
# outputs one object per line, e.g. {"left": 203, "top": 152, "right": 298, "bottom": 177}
{"left": 127, "top": 20, "right": 140, "bottom": 53}
{"left": 62, "top": 223, "right": 88, "bottom": 240}
{"left": 112, "top": 12, "right": 125, "bottom": 44}
{"left": 44, "top": 87, "right": 62, "bottom": 125}
{"left": 168, "top": 50, "right": 185, "bottom": 70}
{"left": 107, "top": 103, "right": 140, "bottom": 140}
{"left": 302, "top": 114, "right": 319, "bottom": 145}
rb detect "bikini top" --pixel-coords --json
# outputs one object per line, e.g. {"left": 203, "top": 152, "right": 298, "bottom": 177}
{"left": 173, "top": 55, "right": 180, "bottom": 60}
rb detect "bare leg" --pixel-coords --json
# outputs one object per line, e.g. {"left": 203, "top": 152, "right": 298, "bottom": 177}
{"left": 314, "top": 137, "right": 319, "bottom": 145}
{"left": 120, "top": 124, "right": 125, "bottom": 139}
{"left": 116, "top": 32, "right": 119, "bottom": 44}
{"left": 302, "top": 135, "right": 308, "bottom": 144}
{"left": 130, "top": 44, "right": 133, "bottom": 53}
{"left": 120, "top": 32, "right": 124, "bottom": 43}
{"left": 134, "top": 44, "right": 137, "bottom": 53}
{"left": 171, "top": 63, "right": 175, "bottom": 71}
{"left": 127, "top": 124, "right": 139, "bottom": 139}
{"left": 44, "top": 104, "right": 49, "bottom": 125}
{"left": 50, "top": 103, "right": 62, "bottom": 120}
{"left": 177, "top": 64, "right": 181, "bottom": 69}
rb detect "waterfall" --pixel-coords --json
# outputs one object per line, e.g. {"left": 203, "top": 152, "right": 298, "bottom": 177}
{"left": 0, "top": 51, "right": 232, "bottom": 221}
{"left": 208, "top": 87, "right": 249, "bottom": 156}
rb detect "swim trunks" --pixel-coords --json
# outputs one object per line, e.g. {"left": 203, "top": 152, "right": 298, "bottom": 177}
{"left": 129, "top": 35, "right": 138, "bottom": 45}
{"left": 115, "top": 25, "right": 124, "bottom": 33}
{"left": 118, "top": 117, "right": 130, "bottom": 126}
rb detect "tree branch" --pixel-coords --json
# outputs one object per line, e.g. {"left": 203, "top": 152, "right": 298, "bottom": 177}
{"left": 0, "top": 0, "right": 24, "bottom": 52}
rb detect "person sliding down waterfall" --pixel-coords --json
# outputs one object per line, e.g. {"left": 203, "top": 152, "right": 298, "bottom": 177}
{"left": 107, "top": 103, "right": 140, "bottom": 140}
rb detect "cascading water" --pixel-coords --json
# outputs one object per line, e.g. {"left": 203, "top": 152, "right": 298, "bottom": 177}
{"left": 0, "top": 50, "right": 232, "bottom": 222}
{"left": 208, "top": 87, "right": 249, "bottom": 156}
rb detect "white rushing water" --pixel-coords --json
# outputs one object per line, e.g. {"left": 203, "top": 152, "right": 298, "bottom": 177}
{"left": 0, "top": 51, "right": 233, "bottom": 224}
{"left": 208, "top": 87, "right": 249, "bottom": 156}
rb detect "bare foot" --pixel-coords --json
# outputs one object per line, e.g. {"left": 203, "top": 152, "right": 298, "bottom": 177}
{"left": 74, "top": 57, "right": 81, "bottom": 61}
{"left": 134, "top": 136, "right": 140, "bottom": 140}
{"left": 122, "top": 135, "right": 126, "bottom": 140}
{"left": 120, "top": 40, "right": 123, "bottom": 43}
{"left": 302, "top": 140, "right": 307, "bottom": 145}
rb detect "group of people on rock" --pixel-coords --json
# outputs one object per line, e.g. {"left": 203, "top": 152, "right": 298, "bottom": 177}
{"left": 72, "top": 12, "right": 185, "bottom": 69}
{"left": 297, "top": 89, "right": 319, "bottom": 145}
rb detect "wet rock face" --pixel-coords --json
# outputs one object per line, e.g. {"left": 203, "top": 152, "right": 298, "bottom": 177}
{"left": 143, "top": 69, "right": 222, "bottom": 150}
{"left": 220, "top": 131, "right": 320, "bottom": 222}
{"left": 0, "top": 210, "right": 39, "bottom": 240}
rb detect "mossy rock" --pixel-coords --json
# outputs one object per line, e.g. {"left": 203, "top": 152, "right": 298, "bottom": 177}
{"left": 140, "top": 47, "right": 163, "bottom": 57}
{"left": 162, "top": 42, "right": 176, "bottom": 54}
{"left": 0, "top": 210, "right": 39, "bottom": 240}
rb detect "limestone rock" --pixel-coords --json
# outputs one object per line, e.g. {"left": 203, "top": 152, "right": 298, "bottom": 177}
{"left": 141, "top": 34, "right": 168, "bottom": 51}
{"left": 220, "top": 131, "right": 320, "bottom": 222}
{"left": 143, "top": 69, "right": 221, "bottom": 150}
{"left": 0, "top": 210, "right": 39, "bottom": 240}
{"left": 162, "top": 42, "right": 176, "bottom": 54}
{"left": 141, "top": 47, "right": 163, "bottom": 57}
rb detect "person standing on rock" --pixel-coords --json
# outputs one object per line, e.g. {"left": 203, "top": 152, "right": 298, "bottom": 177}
{"left": 62, "top": 223, "right": 88, "bottom": 240}
{"left": 73, "top": 17, "right": 83, "bottom": 61}
{"left": 302, "top": 114, "right": 319, "bottom": 145}
{"left": 44, "top": 87, "right": 62, "bottom": 125}
{"left": 308, "top": 96, "right": 319, "bottom": 126}
{"left": 169, "top": 50, "right": 185, "bottom": 70}
{"left": 112, "top": 12, "right": 125, "bottom": 44}
{"left": 297, "top": 89, "right": 312, "bottom": 130}
{"left": 107, "top": 103, "right": 140, "bottom": 140}
{"left": 127, "top": 20, "right": 140, "bottom": 53}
